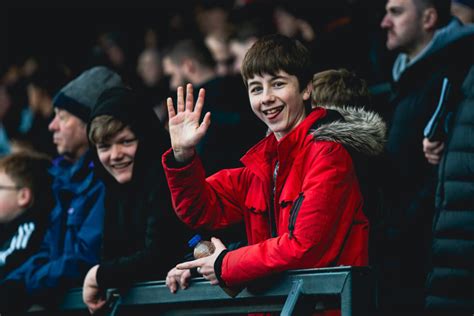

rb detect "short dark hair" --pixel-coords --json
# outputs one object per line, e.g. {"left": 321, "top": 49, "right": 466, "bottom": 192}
{"left": 163, "top": 38, "right": 216, "bottom": 69}
{"left": 88, "top": 115, "right": 127, "bottom": 146}
{"left": 413, "top": 0, "right": 451, "bottom": 27}
{"left": 241, "top": 34, "right": 313, "bottom": 92}
{"left": 0, "top": 152, "right": 52, "bottom": 196}
{"left": 312, "top": 69, "right": 371, "bottom": 108}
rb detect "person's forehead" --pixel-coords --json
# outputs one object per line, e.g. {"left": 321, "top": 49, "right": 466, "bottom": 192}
{"left": 0, "top": 170, "right": 13, "bottom": 182}
{"left": 387, "top": 0, "right": 414, "bottom": 9}
{"left": 247, "top": 70, "right": 293, "bottom": 82}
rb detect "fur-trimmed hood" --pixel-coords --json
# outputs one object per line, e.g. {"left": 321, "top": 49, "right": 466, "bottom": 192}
{"left": 311, "top": 106, "right": 386, "bottom": 156}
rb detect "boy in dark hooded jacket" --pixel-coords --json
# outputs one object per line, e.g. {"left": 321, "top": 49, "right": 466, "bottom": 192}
{"left": 82, "top": 87, "right": 195, "bottom": 314}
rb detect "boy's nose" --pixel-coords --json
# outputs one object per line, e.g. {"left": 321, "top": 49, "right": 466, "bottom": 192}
{"left": 110, "top": 145, "right": 123, "bottom": 160}
{"left": 262, "top": 90, "right": 276, "bottom": 104}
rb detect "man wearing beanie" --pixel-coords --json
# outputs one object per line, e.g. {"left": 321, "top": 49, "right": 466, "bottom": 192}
{"left": 0, "top": 66, "right": 123, "bottom": 314}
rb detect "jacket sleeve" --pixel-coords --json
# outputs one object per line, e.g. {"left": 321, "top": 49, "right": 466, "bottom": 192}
{"left": 96, "top": 183, "right": 191, "bottom": 289}
{"left": 162, "top": 148, "right": 245, "bottom": 231}
{"left": 220, "top": 143, "right": 366, "bottom": 287}
{"left": 5, "top": 181, "right": 105, "bottom": 296}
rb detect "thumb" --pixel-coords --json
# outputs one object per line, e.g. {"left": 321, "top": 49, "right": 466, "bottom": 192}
{"left": 210, "top": 237, "right": 226, "bottom": 251}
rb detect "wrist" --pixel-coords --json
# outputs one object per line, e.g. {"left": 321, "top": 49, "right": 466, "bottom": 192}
{"left": 173, "top": 148, "right": 195, "bottom": 163}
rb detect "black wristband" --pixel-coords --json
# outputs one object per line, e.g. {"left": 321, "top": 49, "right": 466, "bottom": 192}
{"left": 213, "top": 249, "right": 229, "bottom": 286}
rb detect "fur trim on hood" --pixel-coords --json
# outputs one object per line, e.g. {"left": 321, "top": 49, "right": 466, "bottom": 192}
{"left": 311, "top": 106, "right": 386, "bottom": 156}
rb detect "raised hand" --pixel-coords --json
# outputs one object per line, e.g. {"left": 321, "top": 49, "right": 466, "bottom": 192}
{"left": 167, "top": 83, "right": 211, "bottom": 162}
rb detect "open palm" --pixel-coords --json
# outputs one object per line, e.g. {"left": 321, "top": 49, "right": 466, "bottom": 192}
{"left": 167, "top": 84, "right": 211, "bottom": 162}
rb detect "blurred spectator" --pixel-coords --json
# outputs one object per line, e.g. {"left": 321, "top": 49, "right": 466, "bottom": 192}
{"left": 228, "top": 3, "right": 275, "bottom": 75}
{"left": 422, "top": 64, "right": 474, "bottom": 315}
{"left": 194, "top": 0, "right": 234, "bottom": 39}
{"left": 311, "top": 68, "right": 371, "bottom": 109}
{"left": 13, "top": 62, "right": 70, "bottom": 157}
{"left": 205, "top": 34, "right": 234, "bottom": 76}
{"left": 311, "top": 68, "right": 386, "bottom": 269}
{"left": 0, "top": 85, "right": 13, "bottom": 156}
{"left": 135, "top": 48, "right": 169, "bottom": 123}
{"left": 451, "top": 0, "right": 474, "bottom": 23}
{"left": 378, "top": 0, "right": 474, "bottom": 313}
{"left": 90, "top": 31, "right": 137, "bottom": 87}
{"left": 273, "top": 2, "right": 316, "bottom": 44}
{"left": 0, "top": 152, "right": 54, "bottom": 279}
{"left": 0, "top": 66, "right": 121, "bottom": 314}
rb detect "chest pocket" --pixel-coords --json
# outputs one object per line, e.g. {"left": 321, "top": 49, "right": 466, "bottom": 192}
{"left": 280, "top": 192, "right": 305, "bottom": 239}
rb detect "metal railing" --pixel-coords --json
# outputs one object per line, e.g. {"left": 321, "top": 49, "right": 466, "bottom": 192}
{"left": 31, "top": 266, "right": 374, "bottom": 316}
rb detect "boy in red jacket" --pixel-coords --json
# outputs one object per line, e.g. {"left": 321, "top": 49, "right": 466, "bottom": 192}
{"left": 163, "top": 34, "right": 384, "bottom": 302}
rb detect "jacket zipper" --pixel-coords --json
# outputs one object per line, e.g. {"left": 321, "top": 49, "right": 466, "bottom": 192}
{"left": 269, "top": 162, "right": 279, "bottom": 238}
{"left": 288, "top": 192, "right": 305, "bottom": 239}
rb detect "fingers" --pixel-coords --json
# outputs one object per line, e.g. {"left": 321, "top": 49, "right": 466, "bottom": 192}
{"left": 432, "top": 142, "right": 444, "bottom": 154}
{"left": 425, "top": 153, "right": 441, "bottom": 165}
{"left": 423, "top": 138, "right": 443, "bottom": 153}
{"left": 176, "top": 258, "right": 202, "bottom": 270}
{"left": 194, "top": 88, "right": 206, "bottom": 114}
{"left": 185, "top": 83, "right": 194, "bottom": 111}
{"left": 167, "top": 97, "right": 176, "bottom": 119}
{"left": 180, "top": 269, "right": 191, "bottom": 289}
{"left": 197, "top": 112, "right": 211, "bottom": 135}
{"left": 166, "top": 268, "right": 192, "bottom": 293}
{"left": 166, "top": 274, "right": 178, "bottom": 293}
{"left": 177, "top": 86, "right": 185, "bottom": 112}
{"left": 210, "top": 237, "right": 227, "bottom": 251}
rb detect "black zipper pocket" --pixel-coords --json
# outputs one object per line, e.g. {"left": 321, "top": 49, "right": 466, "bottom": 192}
{"left": 288, "top": 192, "right": 304, "bottom": 239}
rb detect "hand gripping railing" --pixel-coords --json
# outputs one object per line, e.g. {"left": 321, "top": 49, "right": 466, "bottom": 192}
{"left": 33, "top": 266, "right": 374, "bottom": 315}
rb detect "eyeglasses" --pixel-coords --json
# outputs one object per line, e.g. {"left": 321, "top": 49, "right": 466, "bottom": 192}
{"left": 0, "top": 185, "right": 20, "bottom": 190}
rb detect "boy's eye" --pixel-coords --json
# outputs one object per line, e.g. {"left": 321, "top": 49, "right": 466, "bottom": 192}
{"left": 249, "top": 86, "right": 262, "bottom": 94}
{"left": 273, "top": 81, "right": 285, "bottom": 88}
{"left": 122, "top": 138, "right": 137, "bottom": 146}
{"left": 96, "top": 143, "right": 110, "bottom": 151}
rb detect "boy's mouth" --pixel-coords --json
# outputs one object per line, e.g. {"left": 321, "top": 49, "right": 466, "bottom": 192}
{"left": 263, "top": 105, "right": 284, "bottom": 119}
{"left": 112, "top": 161, "right": 132, "bottom": 170}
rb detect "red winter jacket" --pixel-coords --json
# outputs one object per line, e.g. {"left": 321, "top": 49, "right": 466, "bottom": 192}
{"left": 163, "top": 107, "right": 379, "bottom": 287}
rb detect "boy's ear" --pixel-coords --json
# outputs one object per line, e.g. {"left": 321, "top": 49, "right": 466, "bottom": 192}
{"left": 302, "top": 81, "right": 313, "bottom": 101}
{"left": 17, "top": 187, "right": 33, "bottom": 208}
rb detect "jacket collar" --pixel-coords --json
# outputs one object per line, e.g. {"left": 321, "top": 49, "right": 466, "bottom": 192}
{"left": 241, "top": 108, "right": 327, "bottom": 181}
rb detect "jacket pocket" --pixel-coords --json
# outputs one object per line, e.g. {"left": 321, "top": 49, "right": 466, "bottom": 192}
{"left": 288, "top": 192, "right": 304, "bottom": 239}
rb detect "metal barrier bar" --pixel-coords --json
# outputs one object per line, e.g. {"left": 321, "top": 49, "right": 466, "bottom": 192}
{"left": 31, "top": 266, "right": 372, "bottom": 315}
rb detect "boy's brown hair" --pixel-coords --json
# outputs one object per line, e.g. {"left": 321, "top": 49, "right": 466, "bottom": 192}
{"left": 88, "top": 115, "right": 127, "bottom": 146}
{"left": 0, "top": 152, "right": 52, "bottom": 195}
{"left": 241, "top": 34, "right": 313, "bottom": 92}
{"left": 311, "top": 69, "right": 371, "bottom": 108}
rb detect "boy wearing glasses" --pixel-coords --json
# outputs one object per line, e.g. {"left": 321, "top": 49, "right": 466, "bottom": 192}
{"left": 0, "top": 152, "right": 54, "bottom": 279}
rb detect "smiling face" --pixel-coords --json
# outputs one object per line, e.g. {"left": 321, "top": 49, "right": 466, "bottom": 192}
{"left": 247, "top": 71, "right": 311, "bottom": 141}
{"left": 96, "top": 127, "right": 138, "bottom": 184}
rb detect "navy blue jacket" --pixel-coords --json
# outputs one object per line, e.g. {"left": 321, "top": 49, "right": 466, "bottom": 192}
{"left": 4, "top": 151, "right": 105, "bottom": 303}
